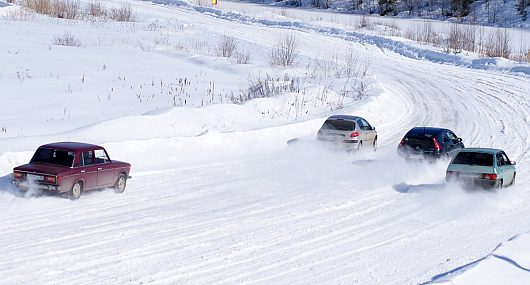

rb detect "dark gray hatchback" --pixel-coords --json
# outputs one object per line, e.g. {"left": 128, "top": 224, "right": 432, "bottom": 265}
{"left": 397, "top": 127, "right": 465, "bottom": 161}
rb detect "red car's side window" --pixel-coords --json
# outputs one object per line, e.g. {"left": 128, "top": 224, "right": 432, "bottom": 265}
{"left": 82, "top": 151, "right": 94, "bottom": 166}
{"left": 95, "top": 149, "right": 110, "bottom": 164}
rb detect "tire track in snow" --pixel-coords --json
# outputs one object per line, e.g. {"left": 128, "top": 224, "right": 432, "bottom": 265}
{"left": 2, "top": 3, "right": 530, "bottom": 285}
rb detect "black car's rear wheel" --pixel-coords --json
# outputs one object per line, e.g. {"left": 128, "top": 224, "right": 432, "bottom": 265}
{"left": 115, "top": 174, "right": 127, "bottom": 193}
{"left": 69, "top": 182, "right": 82, "bottom": 200}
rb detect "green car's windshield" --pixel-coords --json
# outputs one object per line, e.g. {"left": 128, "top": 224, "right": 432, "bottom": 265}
{"left": 452, "top": 152, "right": 493, "bottom": 166}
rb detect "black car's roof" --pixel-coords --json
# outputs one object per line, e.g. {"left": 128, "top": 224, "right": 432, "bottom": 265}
{"left": 39, "top": 142, "right": 102, "bottom": 152}
{"left": 326, "top": 115, "right": 363, "bottom": 121}
{"left": 406, "top": 127, "right": 450, "bottom": 136}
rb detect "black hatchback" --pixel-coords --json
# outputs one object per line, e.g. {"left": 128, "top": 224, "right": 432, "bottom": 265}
{"left": 397, "top": 127, "right": 464, "bottom": 161}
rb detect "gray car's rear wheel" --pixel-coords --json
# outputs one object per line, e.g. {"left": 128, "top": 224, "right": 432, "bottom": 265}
{"left": 373, "top": 137, "right": 377, "bottom": 151}
{"left": 357, "top": 141, "right": 362, "bottom": 151}
{"left": 69, "top": 182, "right": 82, "bottom": 200}
{"left": 115, "top": 174, "right": 127, "bottom": 193}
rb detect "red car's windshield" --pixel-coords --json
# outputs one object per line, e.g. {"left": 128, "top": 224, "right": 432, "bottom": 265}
{"left": 31, "top": 147, "right": 75, "bottom": 167}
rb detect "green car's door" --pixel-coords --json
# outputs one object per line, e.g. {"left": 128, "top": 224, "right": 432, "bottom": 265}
{"left": 496, "top": 152, "right": 516, "bottom": 186}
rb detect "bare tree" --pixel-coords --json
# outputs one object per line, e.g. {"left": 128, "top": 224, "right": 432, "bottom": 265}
{"left": 483, "top": 28, "right": 510, "bottom": 59}
{"left": 270, "top": 34, "right": 299, "bottom": 67}
{"left": 53, "top": 32, "right": 81, "bottom": 46}
{"left": 217, "top": 35, "right": 237, "bottom": 58}
{"left": 109, "top": 3, "right": 133, "bottom": 21}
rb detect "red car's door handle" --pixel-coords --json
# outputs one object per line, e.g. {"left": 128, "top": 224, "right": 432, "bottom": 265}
{"left": 80, "top": 170, "right": 86, "bottom": 173}
{"left": 98, "top": 168, "right": 103, "bottom": 170}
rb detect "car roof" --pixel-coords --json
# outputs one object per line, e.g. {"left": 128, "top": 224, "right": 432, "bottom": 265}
{"left": 326, "top": 115, "right": 363, "bottom": 121}
{"left": 39, "top": 142, "right": 103, "bottom": 152}
{"left": 406, "top": 127, "right": 450, "bottom": 136}
{"left": 458, "top": 148, "right": 503, "bottom": 154}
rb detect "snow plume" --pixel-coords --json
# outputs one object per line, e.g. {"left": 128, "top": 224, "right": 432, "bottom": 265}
{"left": 0, "top": 174, "right": 20, "bottom": 199}
{"left": 0, "top": 173, "right": 43, "bottom": 200}
{"left": 283, "top": 141, "right": 527, "bottom": 223}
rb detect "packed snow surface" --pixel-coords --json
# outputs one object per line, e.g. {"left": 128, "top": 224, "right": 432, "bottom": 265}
{"left": 428, "top": 233, "right": 530, "bottom": 284}
{"left": 0, "top": 0, "right": 530, "bottom": 284}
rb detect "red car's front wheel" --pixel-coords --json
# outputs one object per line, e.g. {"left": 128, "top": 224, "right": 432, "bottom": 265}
{"left": 115, "top": 175, "right": 127, "bottom": 193}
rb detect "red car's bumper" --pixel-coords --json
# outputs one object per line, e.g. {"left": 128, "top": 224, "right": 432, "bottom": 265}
{"left": 12, "top": 179, "right": 62, "bottom": 192}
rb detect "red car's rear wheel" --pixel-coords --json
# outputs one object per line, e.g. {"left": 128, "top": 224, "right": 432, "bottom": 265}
{"left": 69, "top": 182, "right": 82, "bottom": 200}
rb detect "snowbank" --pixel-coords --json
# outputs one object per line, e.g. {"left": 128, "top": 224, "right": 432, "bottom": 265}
{"left": 427, "top": 233, "right": 530, "bottom": 284}
{"left": 147, "top": 0, "right": 530, "bottom": 76}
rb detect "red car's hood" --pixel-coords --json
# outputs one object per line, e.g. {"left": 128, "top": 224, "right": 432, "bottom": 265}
{"left": 13, "top": 163, "right": 71, "bottom": 175}
{"left": 112, "top": 160, "right": 131, "bottom": 168}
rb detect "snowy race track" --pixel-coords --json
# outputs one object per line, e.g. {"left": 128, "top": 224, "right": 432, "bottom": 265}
{"left": 1, "top": 0, "right": 530, "bottom": 284}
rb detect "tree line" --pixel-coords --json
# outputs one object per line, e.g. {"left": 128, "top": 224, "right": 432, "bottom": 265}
{"left": 296, "top": 0, "right": 529, "bottom": 23}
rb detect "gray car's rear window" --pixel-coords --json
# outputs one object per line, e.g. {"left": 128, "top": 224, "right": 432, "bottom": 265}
{"left": 322, "top": 120, "right": 356, "bottom": 131}
{"left": 452, "top": 152, "right": 493, "bottom": 166}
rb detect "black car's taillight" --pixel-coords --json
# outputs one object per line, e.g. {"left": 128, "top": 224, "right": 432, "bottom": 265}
{"left": 433, "top": 138, "right": 441, "bottom": 152}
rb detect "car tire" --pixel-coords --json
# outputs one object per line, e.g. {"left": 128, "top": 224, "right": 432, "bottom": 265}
{"left": 357, "top": 141, "right": 362, "bottom": 152}
{"left": 115, "top": 174, "right": 127, "bottom": 193}
{"left": 373, "top": 137, "right": 377, "bottom": 152}
{"left": 496, "top": 179, "right": 503, "bottom": 189}
{"left": 510, "top": 173, "right": 516, "bottom": 186}
{"left": 69, "top": 181, "right": 82, "bottom": 200}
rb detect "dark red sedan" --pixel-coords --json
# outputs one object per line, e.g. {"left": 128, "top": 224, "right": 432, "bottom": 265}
{"left": 13, "top": 142, "right": 131, "bottom": 199}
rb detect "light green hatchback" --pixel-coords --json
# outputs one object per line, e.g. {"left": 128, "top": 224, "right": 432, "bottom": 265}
{"left": 446, "top": 148, "right": 516, "bottom": 188}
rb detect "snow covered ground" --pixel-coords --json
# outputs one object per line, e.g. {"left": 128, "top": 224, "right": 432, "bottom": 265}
{"left": 428, "top": 233, "right": 530, "bottom": 284}
{"left": 1, "top": 0, "right": 530, "bottom": 283}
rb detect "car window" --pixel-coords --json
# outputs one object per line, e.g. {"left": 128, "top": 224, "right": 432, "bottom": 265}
{"left": 82, "top": 151, "right": 94, "bottom": 166}
{"left": 440, "top": 132, "right": 449, "bottom": 142}
{"left": 321, "top": 120, "right": 356, "bottom": 131}
{"left": 95, "top": 149, "right": 110, "bottom": 164}
{"left": 452, "top": 152, "right": 493, "bottom": 166}
{"left": 356, "top": 119, "right": 365, "bottom": 129}
{"left": 31, "top": 148, "right": 75, "bottom": 167}
{"left": 496, "top": 153, "right": 505, "bottom": 166}
{"left": 446, "top": 132, "right": 457, "bottom": 140}
{"left": 361, "top": 119, "right": 372, "bottom": 130}
{"left": 403, "top": 136, "right": 434, "bottom": 147}
{"left": 501, "top": 152, "right": 511, "bottom": 165}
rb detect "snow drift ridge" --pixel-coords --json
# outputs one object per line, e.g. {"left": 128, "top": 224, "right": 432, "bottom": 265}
{"left": 145, "top": 0, "right": 530, "bottom": 77}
